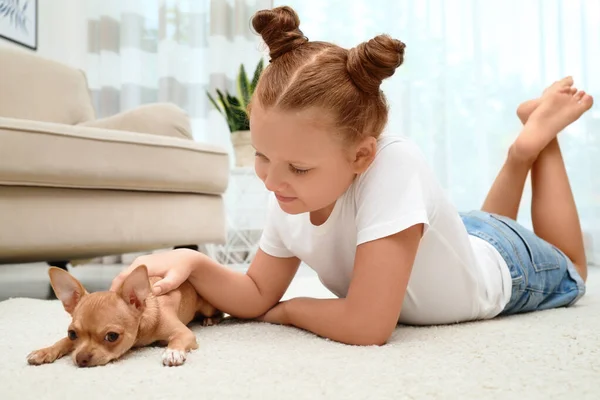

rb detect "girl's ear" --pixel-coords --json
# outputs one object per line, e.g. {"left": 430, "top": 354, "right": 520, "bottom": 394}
{"left": 352, "top": 136, "right": 377, "bottom": 173}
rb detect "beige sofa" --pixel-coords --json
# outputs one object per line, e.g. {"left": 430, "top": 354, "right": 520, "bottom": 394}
{"left": 0, "top": 47, "right": 229, "bottom": 265}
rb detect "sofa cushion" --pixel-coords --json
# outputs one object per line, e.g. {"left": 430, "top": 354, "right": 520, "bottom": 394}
{"left": 0, "top": 117, "right": 229, "bottom": 195}
{"left": 78, "top": 103, "right": 193, "bottom": 140}
{"left": 0, "top": 48, "right": 96, "bottom": 125}
{"left": 0, "top": 186, "right": 226, "bottom": 264}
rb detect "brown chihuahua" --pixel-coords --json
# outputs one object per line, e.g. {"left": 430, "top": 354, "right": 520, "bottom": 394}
{"left": 27, "top": 265, "right": 223, "bottom": 367}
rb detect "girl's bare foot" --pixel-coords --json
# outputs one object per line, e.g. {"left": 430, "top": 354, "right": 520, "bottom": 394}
{"left": 516, "top": 76, "right": 576, "bottom": 124}
{"left": 510, "top": 90, "right": 593, "bottom": 163}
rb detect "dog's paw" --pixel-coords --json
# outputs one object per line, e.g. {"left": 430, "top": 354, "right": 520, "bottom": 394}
{"left": 27, "top": 348, "right": 59, "bottom": 365}
{"left": 162, "top": 348, "right": 187, "bottom": 367}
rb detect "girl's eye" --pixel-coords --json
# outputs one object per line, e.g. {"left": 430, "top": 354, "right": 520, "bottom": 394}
{"left": 255, "top": 152, "right": 267, "bottom": 160}
{"left": 290, "top": 165, "right": 310, "bottom": 175}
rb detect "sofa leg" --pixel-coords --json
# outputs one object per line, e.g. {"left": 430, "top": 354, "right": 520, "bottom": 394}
{"left": 174, "top": 245, "right": 199, "bottom": 251}
{"left": 47, "top": 261, "right": 69, "bottom": 271}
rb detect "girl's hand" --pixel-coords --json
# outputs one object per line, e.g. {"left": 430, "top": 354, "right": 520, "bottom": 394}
{"left": 109, "top": 248, "right": 202, "bottom": 295}
{"left": 256, "top": 301, "right": 290, "bottom": 325}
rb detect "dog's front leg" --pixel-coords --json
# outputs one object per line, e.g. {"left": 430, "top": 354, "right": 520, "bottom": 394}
{"left": 27, "top": 337, "right": 74, "bottom": 365}
{"left": 160, "top": 320, "right": 198, "bottom": 367}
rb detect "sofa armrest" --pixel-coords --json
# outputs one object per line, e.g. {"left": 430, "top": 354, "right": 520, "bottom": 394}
{"left": 78, "top": 103, "right": 193, "bottom": 140}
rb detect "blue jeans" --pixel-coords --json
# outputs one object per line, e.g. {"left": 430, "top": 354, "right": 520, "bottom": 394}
{"left": 460, "top": 210, "right": 586, "bottom": 315}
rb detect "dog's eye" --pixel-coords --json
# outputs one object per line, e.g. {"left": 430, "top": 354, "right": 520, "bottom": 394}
{"left": 105, "top": 332, "right": 119, "bottom": 342}
{"left": 68, "top": 330, "right": 77, "bottom": 340}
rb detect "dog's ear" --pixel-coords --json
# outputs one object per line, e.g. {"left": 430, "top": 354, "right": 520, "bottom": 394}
{"left": 48, "top": 267, "right": 88, "bottom": 315}
{"left": 119, "top": 265, "right": 151, "bottom": 312}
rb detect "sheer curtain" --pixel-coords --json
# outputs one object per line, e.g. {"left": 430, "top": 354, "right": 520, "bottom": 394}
{"left": 86, "top": 0, "right": 271, "bottom": 158}
{"left": 275, "top": 0, "right": 600, "bottom": 265}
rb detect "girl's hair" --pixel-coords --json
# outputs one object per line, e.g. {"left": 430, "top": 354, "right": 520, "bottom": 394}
{"left": 249, "top": 6, "right": 405, "bottom": 143}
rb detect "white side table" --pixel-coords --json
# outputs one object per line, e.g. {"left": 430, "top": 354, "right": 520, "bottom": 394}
{"left": 203, "top": 167, "right": 270, "bottom": 268}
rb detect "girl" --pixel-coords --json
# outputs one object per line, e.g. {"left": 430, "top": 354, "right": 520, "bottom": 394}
{"left": 111, "top": 6, "right": 593, "bottom": 346}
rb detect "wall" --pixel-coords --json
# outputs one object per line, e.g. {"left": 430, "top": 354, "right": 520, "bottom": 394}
{"left": 0, "top": 0, "right": 87, "bottom": 69}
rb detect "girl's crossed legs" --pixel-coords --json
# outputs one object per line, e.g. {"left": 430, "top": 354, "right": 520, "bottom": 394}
{"left": 462, "top": 77, "right": 593, "bottom": 315}
{"left": 481, "top": 77, "right": 593, "bottom": 282}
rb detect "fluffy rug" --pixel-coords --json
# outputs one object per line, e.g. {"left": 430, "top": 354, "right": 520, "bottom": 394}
{"left": 1, "top": 268, "right": 599, "bottom": 400}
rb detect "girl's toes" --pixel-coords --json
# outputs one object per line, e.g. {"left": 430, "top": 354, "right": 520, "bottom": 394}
{"left": 559, "top": 86, "right": 576, "bottom": 94}
{"left": 574, "top": 90, "right": 586, "bottom": 102}
{"left": 580, "top": 94, "right": 594, "bottom": 109}
{"left": 560, "top": 76, "right": 574, "bottom": 86}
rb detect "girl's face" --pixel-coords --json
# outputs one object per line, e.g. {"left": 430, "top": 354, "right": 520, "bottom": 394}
{"left": 250, "top": 102, "right": 375, "bottom": 221}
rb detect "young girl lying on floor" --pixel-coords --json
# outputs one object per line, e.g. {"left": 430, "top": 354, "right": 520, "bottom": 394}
{"left": 111, "top": 6, "right": 593, "bottom": 346}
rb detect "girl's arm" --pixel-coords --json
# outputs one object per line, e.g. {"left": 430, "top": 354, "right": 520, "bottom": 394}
{"left": 189, "top": 248, "right": 301, "bottom": 319}
{"left": 278, "top": 223, "right": 423, "bottom": 346}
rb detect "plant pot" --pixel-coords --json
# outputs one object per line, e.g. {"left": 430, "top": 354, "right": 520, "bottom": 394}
{"left": 231, "top": 130, "right": 254, "bottom": 168}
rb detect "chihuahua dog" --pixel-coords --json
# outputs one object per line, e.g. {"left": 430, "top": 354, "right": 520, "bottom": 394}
{"left": 27, "top": 265, "right": 223, "bottom": 367}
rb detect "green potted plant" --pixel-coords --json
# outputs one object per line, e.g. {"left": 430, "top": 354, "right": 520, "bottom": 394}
{"left": 207, "top": 58, "right": 264, "bottom": 167}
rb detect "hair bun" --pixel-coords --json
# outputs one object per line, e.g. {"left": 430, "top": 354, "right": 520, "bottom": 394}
{"left": 347, "top": 34, "right": 406, "bottom": 94}
{"left": 252, "top": 6, "right": 309, "bottom": 61}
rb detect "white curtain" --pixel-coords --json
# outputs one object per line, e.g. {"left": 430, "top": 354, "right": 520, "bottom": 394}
{"left": 275, "top": 0, "right": 600, "bottom": 265}
{"left": 85, "top": 0, "right": 271, "bottom": 159}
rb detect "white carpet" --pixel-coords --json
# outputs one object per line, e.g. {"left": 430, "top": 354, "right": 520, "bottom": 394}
{"left": 1, "top": 268, "right": 599, "bottom": 400}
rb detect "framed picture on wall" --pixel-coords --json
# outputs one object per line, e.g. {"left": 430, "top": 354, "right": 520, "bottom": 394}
{"left": 0, "top": 0, "right": 38, "bottom": 50}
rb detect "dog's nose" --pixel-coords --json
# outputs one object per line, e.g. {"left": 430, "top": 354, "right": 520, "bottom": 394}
{"left": 76, "top": 352, "right": 92, "bottom": 367}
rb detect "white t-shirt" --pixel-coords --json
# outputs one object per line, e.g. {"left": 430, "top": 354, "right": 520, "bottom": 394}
{"left": 259, "top": 135, "right": 512, "bottom": 325}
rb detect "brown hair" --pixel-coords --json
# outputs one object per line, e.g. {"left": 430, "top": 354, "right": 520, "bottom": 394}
{"left": 249, "top": 6, "right": 405, "bottom": 143}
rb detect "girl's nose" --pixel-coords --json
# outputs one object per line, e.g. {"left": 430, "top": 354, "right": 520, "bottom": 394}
{"left": 264, "top": 167, "right": 285, "bottom": 192}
